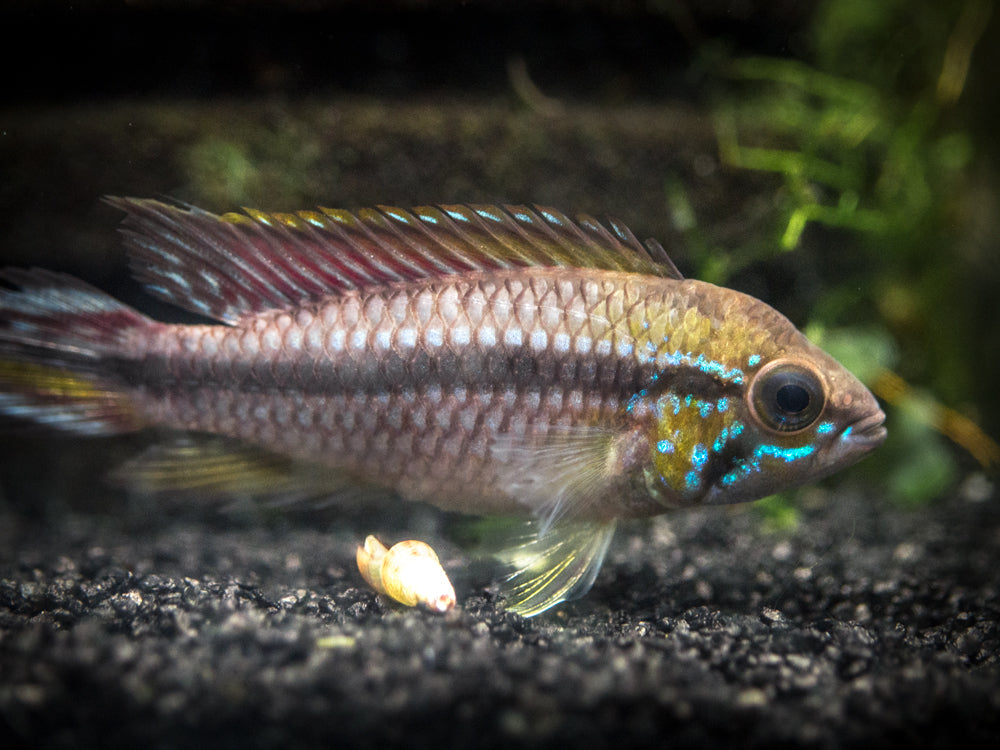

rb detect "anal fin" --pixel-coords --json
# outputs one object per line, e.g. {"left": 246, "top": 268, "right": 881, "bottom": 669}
{"left": 112, "top": 435, "right": 349, "bottom": 505}
{"left": 496, "top": 519, "right": 616, "bottom": 617}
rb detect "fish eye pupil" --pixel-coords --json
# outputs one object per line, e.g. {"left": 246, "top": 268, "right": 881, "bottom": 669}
{"left": 776, "top": 383, "right": 809, "bottom": 414}
{"left": 749, "top": 361, "right": 826, "bottom": 433}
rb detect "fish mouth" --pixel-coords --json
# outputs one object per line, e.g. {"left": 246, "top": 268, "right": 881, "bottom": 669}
{"left": 843, "top": 410, "right": 888, "bottom": 448}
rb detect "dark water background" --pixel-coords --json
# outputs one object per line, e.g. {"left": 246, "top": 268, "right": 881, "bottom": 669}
{"left": 1, "top": 3, "right": 998, "bottom": 749}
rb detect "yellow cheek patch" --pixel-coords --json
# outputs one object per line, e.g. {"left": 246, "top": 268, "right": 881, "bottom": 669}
{"left": 650, "top": 393, "right": 744, "bottom": 499}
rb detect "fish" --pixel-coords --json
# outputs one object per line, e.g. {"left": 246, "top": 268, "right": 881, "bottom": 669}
{"left": 0, "top": 198, "right": 887, "bottom": 616}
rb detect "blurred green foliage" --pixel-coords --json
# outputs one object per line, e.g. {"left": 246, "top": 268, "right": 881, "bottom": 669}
{"left": 673, "top": 0, "right": 997, "bottom": 511}
{"left": 754, "top": 494, "right": 802, "bottom": 533}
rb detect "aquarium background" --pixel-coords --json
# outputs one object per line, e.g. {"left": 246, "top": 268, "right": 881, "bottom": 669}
{"left": 2, "top": 0, "right": 995, "bottom": 513}
{"left": 1, "top": 3, "right": 998, "bottom": 749}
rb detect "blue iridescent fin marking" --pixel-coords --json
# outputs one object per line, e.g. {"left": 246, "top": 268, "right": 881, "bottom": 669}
{"left": 107, "top": 198, "right": 684, "bottom": 323}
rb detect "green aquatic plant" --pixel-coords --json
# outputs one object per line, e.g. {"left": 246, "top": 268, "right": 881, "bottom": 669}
{"left": 696, "top": 0, "right": 997, "bottom": 506}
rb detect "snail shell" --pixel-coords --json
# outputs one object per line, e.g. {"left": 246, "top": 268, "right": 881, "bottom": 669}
{"left": 356, "top": 536, "right": 456, "bottom": 613}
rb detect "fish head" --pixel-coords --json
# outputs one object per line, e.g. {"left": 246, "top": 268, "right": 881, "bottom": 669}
{"left": 640, "top": 284, "right": 886, "bottom": 509}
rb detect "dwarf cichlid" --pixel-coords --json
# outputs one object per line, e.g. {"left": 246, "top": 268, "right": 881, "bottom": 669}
{"left": 0, "top": 199, "right": 886, "bottom": 615}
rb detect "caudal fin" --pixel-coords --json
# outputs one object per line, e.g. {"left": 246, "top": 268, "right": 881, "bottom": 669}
{"left": 0, "top": 268, "right": 152, "bottom": 435}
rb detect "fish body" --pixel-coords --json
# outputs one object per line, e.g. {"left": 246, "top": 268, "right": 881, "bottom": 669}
{"left": 0, "top": 200, "right": 886, "bottom": 615}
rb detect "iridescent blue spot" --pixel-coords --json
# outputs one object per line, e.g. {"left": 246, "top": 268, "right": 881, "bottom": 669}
{"left": 720, "top": 452, "right": 759, "bottom": 486}
{"left": 541, "top": 210, "right": 562, "bottom": 225}
{"left": 384, "top": 209, "right": 409, "bottom": 223}
{"left": 748, "top": 354, "right": 762, "bottom": 367}
{"left": 475, "top": 208, "right": 503, "bottom": 222}
{"left": 189, "top": 298, "right": 213, "bottom": 315}
{"left": 660, "top": 393, "right": 682, "bottom": 416}
{"left": 659, "top": 351, "right": 746, "bottom": 384}
{"left": 199, "top": 271, "right": 221, "bottom": 293}
{"left": 164, "top": 269, "right": 192, "bottom": 292}
{"left": 840, "top": 426, "right": 853, "bottom": 439}
{"left": 417, "top": 211, "right": 439, "bottom": 224}
{"left": 816, "top": 421, "right": 835, "bottom": 435}
{"left": 712, "top": 428, "right": 729, "bottom": 453}
{"left": 692, "top": 443, "right": 709, "bottom": 468}
{"left": 716, "top": 397, "right": 729, "bottom": 412}
{"left": 720, "top": 467, "right": 743, "bottom": 487}
{"left": 512, "top": 211, "right": 531, "bottom": 222}
{"left": 656, "top": 439, "right": 675, "bottom": 454}
{"left": 446, "top": 209, "right": 470, "bottom": 222}
{"left": 685, "top": 471, "right": 702, "bottom": 490}
{"left": 626, "top": 389, "right": 649, "bottom": 414}
{"left": 730, "top": 421, "right": 745, "bottom": 438}
{"left": 698, "top": 400, "right": 713, "bottom": 418}
{"left": 755, "top": 444, "right": 815, "bottom": 462}
{"left": 684, "top": 394, "right": 693, "bottom": 408}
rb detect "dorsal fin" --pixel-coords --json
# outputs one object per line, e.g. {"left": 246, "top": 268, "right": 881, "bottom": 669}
{"left": 106, "top": 197, "right": 683, "bottom": 324}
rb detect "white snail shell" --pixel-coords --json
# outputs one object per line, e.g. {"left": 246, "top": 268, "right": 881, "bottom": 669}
{"left": 356, "top": 536, "right": 456, "bottom": 613}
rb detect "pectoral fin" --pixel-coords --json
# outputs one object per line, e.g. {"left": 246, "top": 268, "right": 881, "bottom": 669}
{"left": 490, "top": 425, "right": 621, "bottom": 534}
{"left": 496, "top": 519, "right": 616, "bottom": 617}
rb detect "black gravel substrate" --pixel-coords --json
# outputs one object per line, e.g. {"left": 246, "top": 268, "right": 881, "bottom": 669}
{"left": 2, "top": 479, "right": 998, "bottom": 750}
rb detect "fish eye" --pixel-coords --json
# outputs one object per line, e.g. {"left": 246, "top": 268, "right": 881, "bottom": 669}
{"left": 749, "top": 360, "right": 826, "bottom": 433}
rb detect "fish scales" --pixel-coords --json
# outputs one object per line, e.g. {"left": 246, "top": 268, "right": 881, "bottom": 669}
{"left": 125, "top": 270, "right": 712, "bottom": 518}
{"left": 131, "top": 272, "right": 665, "bottom": 392}
{"left": 0, "top": 199, "right": 887, "bottom": 616}
{"left": 141, "top": 385, "right": 622, "bottom": 515}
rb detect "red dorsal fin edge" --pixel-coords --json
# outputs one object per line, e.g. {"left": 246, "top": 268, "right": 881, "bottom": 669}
{"left": 105, "top": 197, "right": 683, "bottom": 324}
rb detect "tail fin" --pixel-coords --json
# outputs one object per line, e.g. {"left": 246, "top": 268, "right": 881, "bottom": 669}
{"left": 0, "top": 268, "right": 152, "bottom": 435}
